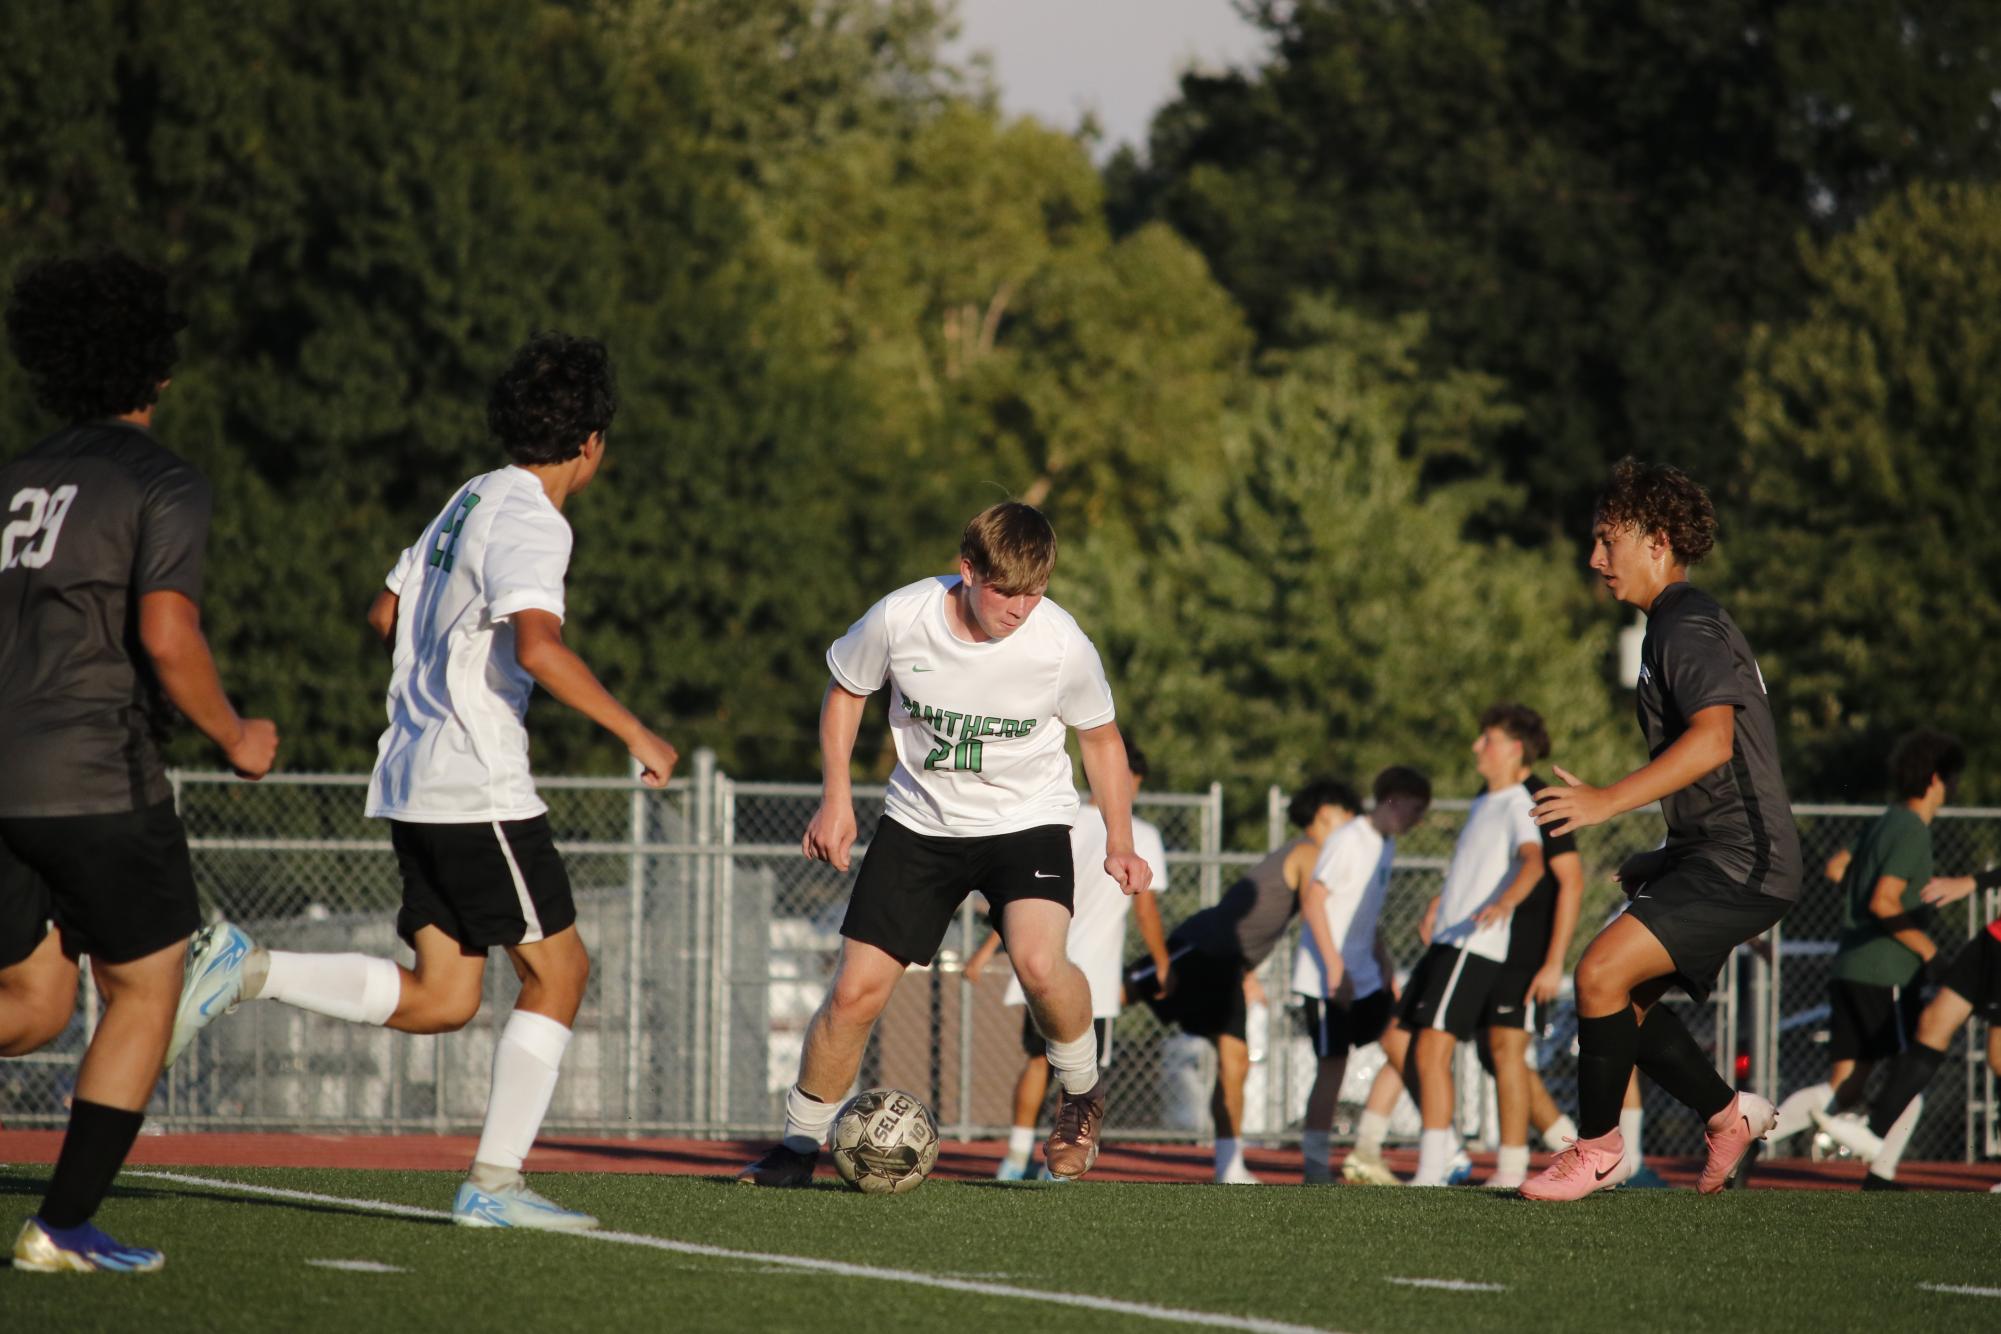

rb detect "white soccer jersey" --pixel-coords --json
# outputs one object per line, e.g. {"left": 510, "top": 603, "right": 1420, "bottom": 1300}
{"left": 1429, "top": 783, "right": 1543, "bottom": 962}
{"left": 826, "top": 576, "right": 1115, "bottom": 837}
{"left": 366, "top": 466, "right": 570, "bottom": 823}
{"left": 1005, "top": 806, "right": 1169, "bottom": 1018}
{"left": 1292, "top": 816, "right": 1394, "bottom": 999}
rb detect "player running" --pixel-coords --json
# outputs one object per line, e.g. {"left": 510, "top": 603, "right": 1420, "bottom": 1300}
{"left": 738, "top": 502, "right": 1148, "bottom": 1187}
{"left": 168, "top": 333, "right": 678, "bottom": 1230}
{"left": 2, "top": 253, "right": 278, "bottom": 1272}
{"left": 1523, "top": 458, "right": 1801, "bottom": 1201}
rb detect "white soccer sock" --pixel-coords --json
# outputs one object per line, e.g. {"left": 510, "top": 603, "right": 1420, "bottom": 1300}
{"left": 1301, "top": 1130, "right": 1331, "bottom": 1170}
{"left": 1414, "top": 1129, "right": 1457, "bottom": 1185}
{"left": 1356, "top": 1109, "right": 1390, "bottom": 1158}
{"left": 472, "top": 1010, "right": 571, "bottom": 1174}
{"left": 1542, "top": 1114, "right": 1579, "bottom": 1152}
{"left": 1043, "top": 1031, "right": 1098, "bottom": 1097}
{"left": 1772, "top": 1082, "right": 1833, "bottom": 1141}
{"left": 1214, "top": 1137, "right": 1244, "bottom": 1181}
{"left": 1620, "top": 1106, "right": 1645, "bottom": 1172}
{"left": 782, "top": 1083, "right": 840, "bottom": 1154}
{"left": 1868, "top": 1094, "right": 1924, "bottom": 1180}
{"left": 1495, "top": 1144, "right": 1530, "bottom": 1181}
{"left": 1004, "top": 1124, "right": 1037, "bottom": 1168}
{"left": 260, "top": 952, "right": 401, "bottom": 1026}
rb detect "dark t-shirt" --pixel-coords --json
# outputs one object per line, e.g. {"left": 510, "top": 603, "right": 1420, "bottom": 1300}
{"left": 1832, "top": 805, "right": 1935, "bottom": 987}
{"left": 1637, "top": 583, "right": 1801, "bottom": 900}
{"left": 1172, "top": 838, "right": 1306, "bottom": 968}
{"left": 0, "top": 420, "right": 212, "bottom": 816}
{"left": 1504, "top": 774, "right": 1579, "bottom": 969}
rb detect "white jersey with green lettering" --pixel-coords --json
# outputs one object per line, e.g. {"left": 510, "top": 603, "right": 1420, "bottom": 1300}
{"left": 826, "top": 575, "right": 1115, "bottom": 838}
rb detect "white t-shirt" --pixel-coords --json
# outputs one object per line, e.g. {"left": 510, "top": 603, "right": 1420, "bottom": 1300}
{"left": 1291, "top": 817, "right": 1394, "bottom": 999}
{"left": 826, "top": 576, "right": 1116, "bottom": 837}
{"left": 1430, "top": 783, "right": 1543, "bottom": 962}
{"left": 367, "top": 466, "right": 570, "bottom": 823}
{"left": 1005, "top": 806, "right": 1169, "bottom": 1018}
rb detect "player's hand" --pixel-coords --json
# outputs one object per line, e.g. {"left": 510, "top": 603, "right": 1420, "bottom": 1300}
{"left": 803, "top": 799, "right": 859, "bottom": 871}
{"left": 629, "top": 729, "right": 679, "bottom": 788}
{"left": 225, "top": 718, "right": 279, "bottom": 780}
{"left": 1106, "top": 851, "right": 1152, "bottom": 896}
{"left": 1614, "top": 848, "right": 1669, "bottom": 899}
{"left": 1242, "top": 972, "right": 1268, "bottom": 1006}
{"left": 1534, "top": 765, "right": 1616, "bottom": 835}
{"left": 963, "top": 953, "right": 987, "bottom": 984}
{"left": 1154, "top": 960, "right": 1177, "bottom": 1000}
{"left": 1475, "top": 898, "right": 1516, "bottom": 929}
{"left": 1529, "top": 962, "right": 1564, "bottom": 1005}
{"left": 1921, "top": 874, "right": 1977, "bottom": 907}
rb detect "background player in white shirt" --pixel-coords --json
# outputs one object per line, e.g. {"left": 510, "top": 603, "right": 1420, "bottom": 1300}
{"left": 740, "top": 502, "right": 1149, "bottom": 1187}
{"left": 1292, "top": 766, "right": 1432, "bottom": 1183}
{"left": 964, "top": 736, "right": 1171, "bottom": 1180}
{"left": 169, "top": 334, "right": 678, "bottom": 1230}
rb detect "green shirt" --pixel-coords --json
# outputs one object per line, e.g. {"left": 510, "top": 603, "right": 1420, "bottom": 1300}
{"left": 1831, "top": 805, "right": 1936, "bottom": 987}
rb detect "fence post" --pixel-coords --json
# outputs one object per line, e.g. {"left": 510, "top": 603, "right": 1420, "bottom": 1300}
{"left": 625, "top": 755, "right": 646, "bottom": 1137}
{"left": 956, "top": 898, "right": 976, "bottom": 1143}
{"left": 1203, "top": 782, "right": 1225, "bottom": 909}
{"left": 691, "top": 748, "right": 716, "bottom": 1131}
{"left": 1267, "top": 784, "right": 1284, "bottom": 853}
{"left": 712, "top": 769, "right": 737, "bottom": 1128}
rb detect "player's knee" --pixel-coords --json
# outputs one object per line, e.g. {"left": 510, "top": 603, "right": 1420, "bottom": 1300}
{"left": 828, "top": 970, "right": 893, "bottom": 1024}
{"left": 1573, "top": 954, "right": 1625, "bottom": 1011}
{"left": 0, "top": 1002, "right": 70, "bottom": 1056}
{"left": 1008, "top": 944, "right": 1064, "bottom": 995}
{"left": 404, "top": 987, "right": 482, "bottom": 1034}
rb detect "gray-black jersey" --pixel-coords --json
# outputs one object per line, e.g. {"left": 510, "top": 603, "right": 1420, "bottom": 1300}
{"left": 1637, "top": 583, "right": 1800, "bottom": 900}
{"left": 0, "top": 420, "right": 212, "bottom": 817}
{"left": 1172, "top": 837, "right": 1307, "bottom": 966}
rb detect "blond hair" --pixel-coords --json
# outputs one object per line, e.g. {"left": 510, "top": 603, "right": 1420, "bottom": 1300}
{"left": 960, "top": 502, "right": 1056, "bottom": 594}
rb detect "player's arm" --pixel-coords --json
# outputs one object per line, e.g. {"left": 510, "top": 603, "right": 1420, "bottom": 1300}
{"left": 1921, "top": 866, "right": 2001, "bottom": 907}
{"left": 511, "top": 609, "right": 677, "bottom": 786}
{"left": 963, "top": 930, "right": 1003, "bottom": 983}
{"left": 1865, "top": 874, "right": 1938, "bottom": 965}
{"left": 1476, "top": 842, "right": 1546, "bottom": 927}
{"left": 1534, "top": 704, "right": 1735, "bottom": 836}
{"left": 802, "top": 680, "right": 869, "bottom": 870}
{"left": 1373, "top": 932, "right": 1399, "bottom": 1000}
{"left": 1298, "top": 876, "right": 1344, "bottom": 997}
{"left": 138, "top": 590, "right": 278, "bottom": 779}
{"left": 1078, "top": 721, "right": 1149, "bottom": 895}
{"left": 1533, "top": 850, "right": 1584, "bottom": 1003}
{"left": 366, "top": 589, "right": 398, "bottom": 647}
{"left": 1418, "top": 894, "right": 1439, "bottom": 946}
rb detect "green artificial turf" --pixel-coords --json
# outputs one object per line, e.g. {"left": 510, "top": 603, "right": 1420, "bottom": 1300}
{"left": 3, "top": 1165, "right": 1999, "bottom": 1332}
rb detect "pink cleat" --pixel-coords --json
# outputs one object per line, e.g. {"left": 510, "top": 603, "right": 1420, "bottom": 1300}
{"left": 1698, "top": 1092, "right": 1776, "bottom": 1194}
{"left": 1518, "top": 1129, "right": 1626, "bottom": 1202}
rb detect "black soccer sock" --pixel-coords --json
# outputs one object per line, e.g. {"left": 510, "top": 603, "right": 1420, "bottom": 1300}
{"left": 1634, "top": 1007, "right": 1735, "bottom": 1123}
{"left": 38, "top": 1099, "right": 147, "bottom": 1229}
{"left": 1868, "top": 1044, "right": 1947, "bottom": 1138}
{"left": 1575, "top": 1009, "right": 1639, "bottom": 1138}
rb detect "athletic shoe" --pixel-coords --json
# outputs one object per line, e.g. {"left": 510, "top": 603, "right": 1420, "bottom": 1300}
{"left": 12, "top": 1217, "right": 164, "bottom": 1273}
{"left": 1217, "top": 1160, "right": 1262, "bottom": 1185}
{"left": 165, "top": 922, "right": 254, "bottom": 1069}
{"left": 1620, "top": 1165, "right": 1670, "bottom": 1190}
{"left": 1811, "top": 1107, "right": 1885, "bottom": 1166}
{"left": 735, "top": 1143, "right": 819, "bottom": 1188}
{"left": 1445, "top": 1148, "right": 1475, "bottom": 1186}
{"left": 1034, "top": 1163, "right": 1071, "bottom": 1184}
{"left": 451, "top": 1178, "right": 597, "bottom": 1230}
{"left": 1339, "top": 1150, "right": 1402, "bottom": 1187}
{"left": 1518, "top": 1129, "right": 1626, "bottom": 1202}
{"left": 1859, "top": 1172, "right": 1906, "bottom": 1192}
{"left": 1043, "top": 1076, "right": 1107, "bottom": 1180}
{"left": 994, "top": 1158, "right": 1031, "bottom": 1182}
{"left": 1697, "top": 1092, "right": 1777, "bottom": 1194}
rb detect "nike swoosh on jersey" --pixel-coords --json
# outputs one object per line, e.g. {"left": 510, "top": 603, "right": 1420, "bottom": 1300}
{"left": 909, "top": 663, "right": 935, "bottom": 672}
{"left": 1033, "top": 871, "right": 1059, "bottom": 879}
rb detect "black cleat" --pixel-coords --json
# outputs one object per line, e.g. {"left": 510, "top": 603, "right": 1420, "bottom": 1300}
{"left": 737, "top": 1143, "right": 819, "bottom": 1188}
{"left": 1859, "top": 1172, "right": 1908, "bottom": 1192}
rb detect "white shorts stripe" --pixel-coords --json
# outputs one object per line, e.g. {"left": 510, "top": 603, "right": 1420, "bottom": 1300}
{"left": 1431, "top": 949, "right": 1472, "bottom": 1032}
{"left": 492, "top": 821, "right": 545, "bottom": 943}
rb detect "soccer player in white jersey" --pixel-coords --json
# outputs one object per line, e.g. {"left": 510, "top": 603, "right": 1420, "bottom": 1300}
{"left": 167, "top": 334, "right": 679, "bottom": 1230}
{"left": 739, "top": 502, "right": 1150, "bottom": 1186}
{"left": 1293, "top": 767, "right": 1432, "bottom": 1183}
{"left": 964, "top": 736, "right": 1171, "bottom": 1181}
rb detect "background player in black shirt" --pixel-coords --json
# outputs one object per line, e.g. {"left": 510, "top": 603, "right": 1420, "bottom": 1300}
{"left": 0, "top": 253, "right": 277, "bottom": 1271}
{"left": 1524, "top": 458, "right": 1800, "bottom": 1202}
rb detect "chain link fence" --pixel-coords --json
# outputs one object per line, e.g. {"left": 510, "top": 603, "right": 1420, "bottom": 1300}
{"left": 4, "top": 763, "right": 1995, "bottom": 1169}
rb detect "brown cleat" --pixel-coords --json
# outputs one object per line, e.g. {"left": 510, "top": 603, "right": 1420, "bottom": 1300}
{"left": 736, "top": 1143, "right": 818, "bottom": 1187}
{"left": 1043, "top": 1076, "right": 1108, "bottom": 1179}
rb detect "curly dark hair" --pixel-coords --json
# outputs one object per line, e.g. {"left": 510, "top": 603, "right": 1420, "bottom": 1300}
{"left": 5, "top": 252, "right": 186, "bottom": 421}
{"left": 487, "top": 332, "right": 617, "bottom": 465}
{"left": 1372, "top": 765, "right": 1433, "bottom": 807}
{"left": 1888, "top": 728, "right": 1965, "bottom": 801}
{"left": 1593, "top": 456, "right": 1717, "bottom": 566}
{"left": 1479, "top": 702, "right": 1551, "bottom": 763}
{"left": 1288, "top": 777, "right": 1363, "bottom": 829}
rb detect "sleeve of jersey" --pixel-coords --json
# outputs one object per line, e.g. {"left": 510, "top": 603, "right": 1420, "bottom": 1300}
{"left": 1660, "top": 611, "right": 1745, "bottom": 714}
{"left": 825, "top": 597, "right": 891, "bottom": 696}
{"left": 1136, "top": 822, "right": 1170, "bottom": 891}
{"left": 1509, "top": 796, "right": 1543, "bottom": 852}
{"left": 1317, "top": 838, "right": 1368, "bottom": 939}
{"left": 134, "top": 465, "right": 213, "bottom": 602}
{"left": 1055, "top": 628, "right": 1117, "bottom": 729}
{"left": 383, "top": 544, "right": 419, "bottom": 596}
{"left": 485, "top": 508, "right": 571, "bottom": 623}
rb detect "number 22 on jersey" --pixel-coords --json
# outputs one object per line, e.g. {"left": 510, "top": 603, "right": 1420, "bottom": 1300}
{"left": 1, "top": 485, "right": 79, "bottom": 571}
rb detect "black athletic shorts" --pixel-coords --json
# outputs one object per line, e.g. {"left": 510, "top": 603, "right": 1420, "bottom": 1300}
{"left": 1125, "top": 940, "right": 1248, "bottom": 1041}
{"left": 1019, "top": 1012, "right": 1114, "bottom": 1067}
{"left": 1827, "top": 977, "right": 1925, "bottom": 1062}
{"left": 841, "top": 818, "right": 1072, "bottom": 966}
{"left": 0, "top": 800, "right": 201, "bottom": 967}
{"left": 1938, "top": 928, "right": 2001, "bottom": 1023}
{"left": 1623, "top": 857, "right": 1789, "bottom": 1003}
{"left": 391, "top": 816, "right": 576, "bottom": 952}
{"left": 1297, "top": 990, "right": 1393, "bottom": 1060}
{"left": 1397, "top": 944, "right": 1502, "bottom": 1040}
{"left": 1480, "top": 967, "right": 1540, "bottom": 1032}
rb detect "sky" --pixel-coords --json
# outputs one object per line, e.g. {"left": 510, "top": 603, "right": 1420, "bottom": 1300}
{"left": 945, "top": 0, "right": 1272, "bottom": 157}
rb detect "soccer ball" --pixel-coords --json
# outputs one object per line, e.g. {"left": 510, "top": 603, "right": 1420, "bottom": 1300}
{"left": 829, "top": 1088, "right": 941, "bottom": 1195}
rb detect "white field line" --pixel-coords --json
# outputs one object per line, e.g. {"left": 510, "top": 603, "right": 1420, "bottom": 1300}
{"left": 1918, "top": 1283, "right": 2001, "bottom": 1299}
{"left": 131, "top": 1171, "right": 1343, "bottom": 1334}
{"left": 1385, "top": 1277, "right": 1505, "bottom": 1294}
{"left": 307, "top": 1259, "right": 408, "bottom": 1274}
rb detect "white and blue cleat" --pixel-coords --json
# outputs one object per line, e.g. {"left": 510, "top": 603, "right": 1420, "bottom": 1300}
{"left": 165, "top": 922, "right": 255, "bottom": 1069}
{"left": 1445, "top": 1149, "right": 1475, "bottom": 1186}
{"left": 993, "top": 1158, "right": 1030, "bottom": 1181}
{"left": 452, "top": 1178, "right": 598, "bottom": 1232}
{"left": 13, "top": 1217, "right": 165, "bottom": 1273}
